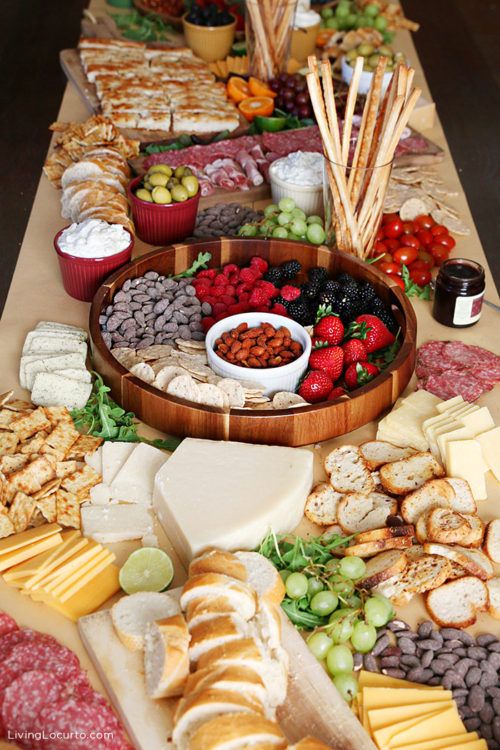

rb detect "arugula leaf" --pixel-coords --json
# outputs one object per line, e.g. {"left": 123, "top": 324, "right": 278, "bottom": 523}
{"left": 281, "top": 599, "right": 327, "bottom": 629}
{"left": 171, "top": 251, "right": 211, "bottom": 279}
{"left": 401, "top": 265, "right": 431, "bottom": 300}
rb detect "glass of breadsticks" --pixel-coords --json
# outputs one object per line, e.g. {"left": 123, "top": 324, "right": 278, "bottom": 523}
{"left": 246, "top": 0, "right": 298, "bottom": 80}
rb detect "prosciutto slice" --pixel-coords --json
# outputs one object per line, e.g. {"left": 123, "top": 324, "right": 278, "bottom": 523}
{"left": 204, "top": 162, "right": 235, "bottom": 190}
{"left": 216, "top": 158, "right": 251, "bottom": 190}
{"left": 237, "top": 149, "right": 264, "bottom": 186}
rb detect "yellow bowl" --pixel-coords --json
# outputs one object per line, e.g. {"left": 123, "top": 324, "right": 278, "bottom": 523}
{"left": 182, "top": 14, "right": 236, "bottom": 63}
{"left": 290, "top": 22, "right": 321, "bottom": 64}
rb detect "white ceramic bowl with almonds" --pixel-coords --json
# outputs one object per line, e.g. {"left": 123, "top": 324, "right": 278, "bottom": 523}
{"left": 205, "top": 313, "right": 312, "bottom": 397}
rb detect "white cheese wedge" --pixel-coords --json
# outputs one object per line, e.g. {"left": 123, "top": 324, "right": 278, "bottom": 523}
{"left": 153, "top": 437, "right": 314, "bottom": 564}
{"left": 446, "top": 440, "right": 487, "bottom": 501}
{"left": 81, "top": 504, "right": 153, "bottom": 543}
{"left": 477, "top": 426, "right": 500, "bottom": 482}
{"left": 110, "top": 443, "right": 166, "bottom": 504}
{"left": 436, "top": 396, "right": 464, "bottom": 413}
{"left": 102, "top": 442, "right": 137, "bottom": 486}
{"left": 85, "top": 446, "right": 102, "bottom": 475}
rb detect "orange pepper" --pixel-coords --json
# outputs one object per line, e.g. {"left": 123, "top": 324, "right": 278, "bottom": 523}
{"left": 248, "top": 76, "right": 277, "bottom": 98}
{"left": 238, "top": 96, "right": 275, "bottom": 122}
{"left": 227, "top": 76, "right": 250, "bottom": 103}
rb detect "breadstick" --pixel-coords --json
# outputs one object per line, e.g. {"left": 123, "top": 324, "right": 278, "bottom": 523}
{"left": 341, "top": 55, "right": 364, "bottom": 167}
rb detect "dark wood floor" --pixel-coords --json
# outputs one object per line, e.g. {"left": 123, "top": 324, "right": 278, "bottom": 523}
{"left": 0, "top": 0, "right": 498, "bottom": 316}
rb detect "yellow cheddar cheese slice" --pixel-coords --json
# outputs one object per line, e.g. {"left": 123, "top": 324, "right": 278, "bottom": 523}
{"left": 50, "top": 548, "right": 114, "bottom": 599}
{"left": 3, "top": 530, "right": 79, "bottom": 582}
{"left": 58, "top": 552, "right": 115, "bottom": 602}
{"left": 46, "top": 564, "right": 120, "bottom": 622}
{"left": 0, "top": 523, "right": 61, "bottom": 556}
{"left": 0, "top": 533, "right": 63, "bottom": 572}
{"left": 401, "top": 734, "right": 478, "bottom": 750}
{"left": 389, "top": 705, "right": 464, "bottom": 748}
{"left": 31, "top": 540, "right": 103, "bottom": 591}
{"left": 361, "top": 687, "right": 452, "bottom": 729}
{"left": 368, "top": 700, "right": 454, "bottom": 731}
{"left": 438, "top": 741, "right": 487, "bottom": 750}
{"left": 358, "top": 671, "right": 443, "bottom": 690}
{"left": 23, "top": 533, "right": 87, "bottom": 590}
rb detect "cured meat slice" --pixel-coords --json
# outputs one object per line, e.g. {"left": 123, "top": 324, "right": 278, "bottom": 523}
{"left": 2, "top": 671, "right": 64, "bottom": 736}
{"left": 3, "top": 637, "right": 81, "bottom": 683}
{"left": 0, "top": 613, "right": 17, "bottom": 638}
{"left": 442, "top": 341, "right": 500, "bottom": 369}
{"left": 423, "top": 370, "right": 486, "bottom": 402}
{"left": 37, "top": 699, "right": 133, "bottom": 749}
{"left": 0, "top": 628, "right": 38, "bottom": 661}
{"left": 237, "top": 149, "right": 264, "bottom": 186}
{"left": 416, "top": 340, "right": 445, "bottom": 369}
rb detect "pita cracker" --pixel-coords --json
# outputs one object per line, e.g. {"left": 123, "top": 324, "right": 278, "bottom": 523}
{"left": 138, "top": 344, "right": 173, "bottom": 360}
{"left": 40, "top": 421, "right": 80, "bottom": 460}
{"left": 36, "top": 494, "right": 57, "bottom": 523}
{"left": 0, "top": 390, "right": 14, "bottom": 406}
{"left": 175, "top": 338, "right": 206, "bottom": 350}
{"left": 197, "top": 383, "right": 226, "bottom": 409}
{"left": 56, "top": 489, "right": 81, "bottom": 529}
{"left": 431, "top": 208, "right": 470, "bottom": 235}
{"left": 32, "top": 478, "right": 61, "bottom": 501}
{"left": 112, "top": 348, "right": 138, "bottom": 369}
{"left": 61, "top": 465, "right": 101, "bottom": 498}
{"left": 43, "top": 406, "right": 73, "bottom": 426}
{"left": 30, "top": 508, "right": 48, "bottom": 527}
{"left": 8, "top": 491, "right": 36, "bottom": 533}
{"left": 272, "top": 391, "right": 307, "bottom": 409}
{"left": 0, "top": 409, "right": 17, "bottom": 429}
{"left": 154, "top": 365, "right": 186, "bottom": 391}
{"left": 130, "top": 362, "right": 156, "bottom": 384}
{"left": 20, "top": 431, "right": 48, "bottom": 454}
{"left": 217, "top": 379, "right": 246, "bottom": 408}
{"left": 0, "top": 433, "right": 19, "bottom": 456}
{"left": 10, "top": 407, "right": 51, "bottom": 441}
{"left": 55, "top": 460, "right": 78, "bottom": 479}
{"left": 0, "top": 507, "right": 15, "bottom": 538}
{"left": 0, "top": 454, "right": 29, "bottom": 474}
{"left": 4, "top": 400, "right": 33, "bottom": 412}
{"left": 166, "top": 375, "right": 200, "bottom": 403}
{"left": 68, "top": 434, "right": 103, "bottom": 460}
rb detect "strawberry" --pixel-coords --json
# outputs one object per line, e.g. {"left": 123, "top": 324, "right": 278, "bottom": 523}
{"left": 313, "top": 305, "right": 344, "bottom": 346}
{"left": 327, "top": 386, "right": 347, "bottom": 401}
{"left": 348, "top": 314, "right": 395, "bottom": 353}
{"left": 344, "top": 361, "right": 380, "bottom": 390}
{"left": 281, "top": 284, "right": 301, "bottom": 302}
{"left": 298, "top": 371, "right": 333, "bottom": 403}
{"left": 342, "top": 338, "right": 368, "bottom": 367}
{"left": 309, "top": 344, "right": 344, "bottom": 381}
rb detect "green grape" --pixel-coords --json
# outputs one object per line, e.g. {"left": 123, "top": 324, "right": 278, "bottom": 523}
{"left": 355, "top": 15, "right": 369, "bottom": 27}
{"left": 278, "top": 197, "right": 295, "bottom": 213}
{"left": 238, "top": 223, "right": 257, "bottom": 237}
{"left": 260, "top": 219, "right": 275, "bottom": 235}
{"left": 307, "top": 215, "right": 323, "bottom": 225}
{"left": 364, "top": 596, "right": 392, "bottom": 627}
{"left": 374, "top": 15, "right": 387, "bottom": 31}
{"left": 306, "top": 223, "right": 326, "bottom": 245}
{"left": 365, "top": 2, "right": 380, "bottom": 16}
{"left": 333, "top": 673, "right": 358, "bottom": 702}
{"left": 272, "top": 226, "right": 288, "bottom": 239}
{"left": 339, "top": 556, "right": 366, "bottom": 580}
{"left": 277, "top": 211, "right": 292, "bottom": 226}
{"left": 291, "top": 219, "right": 308, "bottom": 237}
{"left": 327, "top": 607, "right": 358, "bottom": 643}
{"left": 326, "top": 644, "right": 354, "bottom": 675}
{"left": 336, "top": 3, "right": 350, "bottom": 18}
{"left": 291, "top": 207, "right": 306, "bottom": 220}
{"left": 285, "top": 572, "right": 308, "bottom": 599}
{"left": 279, "top": 569, "right": 292, "bottom": 583}
{"left": 350, "top": 621, "right": 377, "bottom": 653}
{"left": 328, "top": 574, "right": 355, "bottom": 597}
{"left": 307, "top": 577, "right": 324, "bottom": 597}
{"left": 307, "top": 631, "right": 333, "bottom": 660}
{"left": 346, "top": 12, "right": 358, "bottom": 27}
{"left": 344, "top": 593, "right": 362, "bottom": 609}
{"left": 363, "top": 17, "right": 375, "bottom": 27}
{"left": 264, "top": 203, "right": 279, "bottom": 217}
{"left": 310, "top": 590, "right": 339, "bottom": 616}
{"left": 378, "top": 44, "right": 393, "bottom": 57}
{"left": 325, "top": 559, "right": 339, "bottom": 574}
{"left": 321, "top": 6, "right": 334, "bottom": 18}
{"left": 326, "top": 17, "right": 339, "bottom": 28}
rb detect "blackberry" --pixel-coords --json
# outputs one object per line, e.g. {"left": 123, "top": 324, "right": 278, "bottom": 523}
{"left": 263, "top": 266, "right": 284, "bottom": 286}
{"left": 337, "top": 272, "right": 356, "bottom": 286}
{"left": 340, "top": 277, "right": 359, "bottom": 299}
{"left": 336, "top": 294, "right": 359, "bottom": 324}
{"left": 358, "top": 280, "right": 377, "bottom": 308}
{"left": 375, "top": 307, "right": 398, "bottom": 333}
{"left": 273, "top": 295, "right": 290, "bottom": 310}
{"left": 321, "top": 280, "right": 342, "bottom": 297}
{"left": 308, "top": 266, "right": 329, "bottom": 285}
{"left": 280, "top": 259, "right": 302, "bottom": 280}
{"left": 301, "top": 280, "right": 322, "bottom": 300}
{"left": 287, "top": 297, "right": 311, "bottom": 325}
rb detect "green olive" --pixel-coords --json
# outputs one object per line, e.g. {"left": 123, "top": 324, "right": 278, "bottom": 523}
{"left": 167, "top": 177, "right": 179, "bottom": 189}
{"left": 171, "top": 184, "right": 189, "bottom": 202}
{"left": 152, "top": 186, "right": 172, "bottom": 204}
{"left": 143, "top": 181, "right": 153, "bottom": 191}
{"left": 136, "top": 188, "right": 153, "bottom": 202}
{"left": 378, "top": 44, "right": 393, "bottom": 57}
{"left": 357, "top": 43, "right": 374, "bottom": 57}
{"left": 149, "top": 172, "right": 169, "bottom": 187}
{"left": 183, "top": 166, "right": 193, "bottom": 177}
{"left": 181, "top": 175, "right": 199, "bottom": 197}
{"left": 346, "top": 48, "right": 358, "bottom": 62}
{"left": 368, "top": 54, "right": 381, "bottom": 68}
{"left": 174, "top": 166, "right": 186, "bottom": 179}
{"left": 148, "top": 164, "right": 172, "bottom": 177}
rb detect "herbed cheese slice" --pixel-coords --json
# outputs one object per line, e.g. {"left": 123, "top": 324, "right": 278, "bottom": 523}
{"left": 31, "top": 373, "right": 91, "bottom": 410}
{"left": 446, "top": 440, "right": 487, "bottom": 500}
{"left": 110, "top": 443, "right": 166, "bottom": 504}
{"left": 23, "top": 335, "right": 87, "bottom": 356}
{"left": 477, "top": 426, "right": 500, "bottom": 481}
{"left": 102, "top": 442, "right": 136, "bottom": 485}
{"left": 154, "top": 438, "right": 314, "bottom": 564}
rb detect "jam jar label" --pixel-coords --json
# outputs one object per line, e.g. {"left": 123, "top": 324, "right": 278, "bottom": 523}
{"left": 453, "top": 292, "right": 484, "bottom": 325}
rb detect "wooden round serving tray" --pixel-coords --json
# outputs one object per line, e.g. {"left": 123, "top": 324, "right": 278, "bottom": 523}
{"left": 90, "top": 238, "right": 417, "bottom": 446}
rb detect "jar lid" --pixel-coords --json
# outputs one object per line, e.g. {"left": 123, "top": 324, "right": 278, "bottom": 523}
{"left": 438, "top": 258, "right": 485, "bottom": 289}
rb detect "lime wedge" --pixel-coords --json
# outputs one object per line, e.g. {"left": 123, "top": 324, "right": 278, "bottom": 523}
{"left": 119, "top": 548, "right": 174, "bottom": 594}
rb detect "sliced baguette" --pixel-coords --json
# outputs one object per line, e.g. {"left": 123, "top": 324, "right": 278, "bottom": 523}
{"left": 486, "top": 577, "right": 500, "bottom": 619}
{"left": 426, "top": 576, "right": 488, "bottom": 628}
{"left": 234, "top": 551, "right": 286, "bottom": 607}
{"left": 189, "top": 549, "right": 247, "bottom": 581}
{"left": 374, "top": 554, "right": 452, "bottom": 606}
{"left": 415, "top": 512, "right": 429, "bottom": 544}
{"left": 404, "top": 544, "right": 426, "bottom": 561}
{"left": 111, "top": 592, "right": 180, "bottom": 651}
{"left": 423, "top": 543, "right": 493, "bottom": 581}
{"left": 426, "top": 507, "right": 472, "bottom": 545}
{"left": 460, "top": 514, "right": 485, "bottom": 548}
{"left": 304, "top": 483, "right": 343, "bottom": 527}
{"left": 187, "top": 712, "right": 286, "bottom": 750}
{"left": 324, "top": 445, "right": 374, "bottom": 494}
{"left": 484, "top": 519, "right": 500, "bottom": 563}
{"left": 180, "top": 574, "right": 257, "bottom": 621}
{"left": 379, "top": 452, "right": 445, "bottom": 495}
{"left": 445, "top": 477, "right": 476, "bottom": 514}
{"left": 290, "top": 739, "right": 333, "bottom": 750}
{"left": 354, "top": 525, "right": 414, "bottom": 543}
{"left": 359, "top": 441, "right": 417, "bottom": 470}
{"left": 344, "top": 536, "right": 413, "bottom": 558}
{"left": 400, "top": 479, "right": 455, "bottom": 524}
{"left": 188, "top": 615, "right": 248, "bottom": 664}
{"left": 446, "top": 560, "right": 468, "bottom": 580}
{"left": 186, "top": 597, "right": 247, "bottom": 631}
{"left": 144, "top": 614, "right": 190, "bottom": 699}
{"left": 358, "top": 549, "right": 408, "bottom": 589}
{"left": 337, "top": 492, "right": 397, "bottom": 534}
{"left": 184, "top": 666, "right": 269, "bottom": 709}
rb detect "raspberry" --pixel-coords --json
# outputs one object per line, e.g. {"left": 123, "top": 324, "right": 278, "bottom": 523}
{"left": 197, "top": 269, "right": 217, "bottom": 280}
{"left": 255, "top": 280, "right": 278, "bottom": 298}
{"left": 225, "top": 284, "right": 236, "bottom": 297}
{"left": 213, "top": 274, "right": 228, "bottom": 287}
{"left": 201, "top": 317, "right": 215, "bottom": 332}
{"left": 254, "top": 305, "right": 270, "bottom": 312}
{"left": 238, "top": 292, "right": 250, "bottom": 303}
{"left": 228, "top": 302, "right": 249, "bottom": 315}
{"left": 249, "top": 288, "right": 271, "bottom": 307}
{"left": 270, "top": 303, "right": 288, "bottom": 316}
{"left": 213, "top": 302, "right": 227, "bottom": 315}
{"left": 204, "top": 296, "right": 218, "bottom": 306}
{"left": 221, "top": 295, "right": 236, "bottom": 305}
{"left": 213, "top": 286, "right": 227, "bottom": 298}
{"left": 281, "top": 285, "right": 301, "bottom": 302}
{"left": 223, "top": 263, "right": 239, "bottom": 277}
{"left": 236, "top": 283, "right": 252, "bottom": 296}
{"left": 240, "top": 267, "right": 259, "bottom": 284}
{"left": 215, "top": 311, "right": 229, "bottom": 321}
{"left": 250, "top": 256, "right": 269, "bottom": 273}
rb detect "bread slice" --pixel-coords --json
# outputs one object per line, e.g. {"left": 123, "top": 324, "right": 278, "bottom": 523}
{"left": 446, "top": 560, "right": 467, "bottom": 580}
{"left": 184, "top": 666, "right": 269, "bottom": 709}
{"left": 180, "top": 574, "right": 257, "bottom": 621}
{"left": 344, "top": 536, "right": 413, "bottom": 558}
{"left": 337, "top": 492, "right": 398, "bottom": 534}
{"left": 486, "top": 577, "right": 500, "bottom": 619}
{"left": 379, "top": 452, "right": 445, "bottom": 495}
{"left": 426, "top": 576, "right": 488, "bottom": 628}
{"left": 304, "top": 483, "right": 343, "bottom": 527}
{"left": 144, "top": 614, "right": 190, "bottom": 699}
{"left": 358, "top": 549, "right": 408, "bottom": 589}
{"left": 445, "top": 477, "right": 476, "bottom": 514}
{"left": 187, "top": 712, "right": 286, "bottom": 750}
{"left": 111, "top": 592, "right": 180, "bottom": 651}
{"left": 374, "top": 554, "right": 452, "bottom": 606}
{"left": 189, "top": 550, "right": 247, "bottom": 581}
{"left": 359, "top": 441, "right": 417, "bottom": 470}
{"left": 404, "top": 544, "right": 426, "bottom": 561}
{"left": 484, "top": 519, "right": 500, "bottom": 563}
{"left": 354, "top": 525, "right": 414, "bottom": 543}
{"left": 290, "top": 738, "right": 335, "bottom": 750}
{"left": 423, "top": 543, "right": 494, "bottom": 580}
{"left": 415, "top": 512, "right": 429, "bottom": 544}
{"left": 234, "top": 551, "right": 286, "bottom": 607}
{"left": 426, "top": 507, "right": 472, "bottom": 544}
{"left": 400, "top": 479, "right": 455, "bottom": 524}
{"left": 186, "top": 597, "right": 247, "bottom": 631}
{"left": 324, "top": 446, "right": 374, "bottom": 494}
{"left": 460, "top": 514, "right": 485, "bottom": 548}
{"left": 188, "top": 615, "right": 248, "bottom": 664}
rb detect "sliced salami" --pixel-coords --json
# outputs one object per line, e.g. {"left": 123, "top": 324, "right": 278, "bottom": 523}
{"left": 423, "top": 370, "right": 485, "bottom": 402}
{"left": 3, "top": 638, "right": 81, "bottom": 683}
{"left": 0, "top": 613, "right": 18, "bottom": 638}
{"left": 2, "top": 671, "right": 64, "bottom": 737}
{"left": 442, "top": 341, "right": 500, "bottom": 369}
{"left": 36, "top": 699, "right": 132, "bottom": 750}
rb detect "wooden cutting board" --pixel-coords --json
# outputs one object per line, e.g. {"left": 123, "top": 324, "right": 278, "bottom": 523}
{"left": 78, "top": 593, "right": 376, "bottom": 750}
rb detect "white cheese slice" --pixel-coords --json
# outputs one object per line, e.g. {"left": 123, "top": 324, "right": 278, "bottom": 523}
{"left": 376, "top": 421, "right": 428, "bottom": 452}
{"left": 53, "top": 368, "right": 91, "bottom": 383}
{"left": 438, "top": 426, "right": 474, "bottom": 464}
{"left": 477, "top": 427, "right": 500, "bottom": 482}
{"left": 461, "top": 407, "right": 494, "bottom": 436}
{"left": 35, "top": 321, "right": 88, "bottom": 338}
{"left": 31, "top": 373, "right": 91, "bottom": 410}
{"left": 110, "top": 443, "right": 166, "bottom": 504}
{"left": 81, "top": 504, "right": 153, "bottom": 543}
{"left": 399, "top": 390, "right": 442, "bottom": 413}
{"left": 153, "top": 437, "right": 314, "bottom": 564}
{"left": 23, "top": 335, "right": 87, "bottom": 357}
{"left": 20, "top": 353, "right": 86, "bottom": 389}
{"left": 436, "top": 395, "right": 464, "bottom": 413}
{"left": 446, "top": 440, "right": 487, "bottom": 501}
{"left": 89, "top": 483, "right": 112, "bottom": 505}
{"left": 102, "top": 442, "right": 137, "bottom": 486}
{"left": 85, "top": 446, "right": 102, "bottom": 475}
{"left": 422, "top": 403, "right": 476, "bottom": 434}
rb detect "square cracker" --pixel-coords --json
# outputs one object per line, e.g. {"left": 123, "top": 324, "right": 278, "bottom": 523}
{"left": 43, "top": 406, "right": 73, "bottom": 426}
{"left": 61, "top": 465, "right": 101, "bottom": 498}
{"left": 30, "top": 508, "right": 48, "bottom": 527}
{"left": 4, "top": 456, "right": 55, "bottom": 504}
{"left": 20, "top": 431, "right": 48, "bottom": 454}
{"left": 36, "top": 494, "right": 57, "bottom": 523}
{"left": 0, "top": 409, "right": 17, "bottom": 429}
{"left": 67, "top": 434, "right": 103, "bottom": 460}
{"left": 0, "top": 454, "right": 29, "bottom": 474}
{"left": 8, "top": 491, "right": 36, "bottom": 533}
{"left": 0, "top": 507, "right": 15, "bottom": 538}
{"left": 32, "top": 478, "right": 61, "bottom": 501}
{"left": 0, "top": 433, "right": 19, "bottom": 457}
{"left": 55, "top": 461, "right": 77, "bottom": 479}
{"left": 40, "top": 421, "right": 80, "bottom": 460}
{"left": 56, "top": 489, "right": 81, "bottom": 529}
{"left": 10, "top": 407, "right": 51, "bottom": 441}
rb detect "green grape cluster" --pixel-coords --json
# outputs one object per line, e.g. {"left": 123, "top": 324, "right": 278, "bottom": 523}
{"left": 320, "top": 0, "right": 394, "bottom": 43}
{"left": 238, "top": 198, "right": 326, "bottom": 245}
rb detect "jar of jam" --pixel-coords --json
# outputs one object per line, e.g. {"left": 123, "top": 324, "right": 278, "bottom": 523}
{"left": 432, "top": 258, "right": 485, "bottom": 328}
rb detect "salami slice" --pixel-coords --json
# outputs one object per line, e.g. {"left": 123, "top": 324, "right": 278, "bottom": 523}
{"left": 0, "top": 628, "right": 38, "bottom": 661}
{"left": 37, "top": 699, "right": 132, "bottom": 750}
{"left": 442, "top": 341, "right": 500, "bottom": 370}
{"left": 0, "top": 613, "right": 18, "bottom": 638}
{"left": 423, "top": 371, "right": 485, "bottom": 402}
{"left": 3, "top": 638, "right": 81, "bottom": 683}
{"left": 2, "top": 671, "right": 64, "bottom": 737}
{"left": 416, "top": 341, "right": 445, "bottom": 369}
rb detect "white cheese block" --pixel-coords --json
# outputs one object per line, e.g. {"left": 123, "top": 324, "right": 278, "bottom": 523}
{"left": 89, "top": 483, "right": 113, "bottom": 505}
{"left": 436, "top": 396, "right": 464, "bottom": 413}
{"left": 438, "top": 426, "right": 474, "bottom": 464}
{"left": 153, "top": 437, "right": 314, "bottom": 564}
{"left": 461, "top": 407, "right": 494, "bottom": 436}
{"left": 23, "top": 335, "right": 87, "bottom": 357}
{"left": 446, "top": 440, "right": 487, "bottom": 501}
{"left": 31, "top": 372, "right": 92, "bottom": 410}
{"left": 102, "top": 442, "right": 137, "bottom": 486}
{"left": 53, "top": 368, "right": 92, "bottom": 383}
{"left": 35, "top": 321, "right": 88, "bottom": 338}
{"left": 85, "top": 446, "right": 102, "bottom": 475}
{"left": 81, "top": 504, "right": 153, "bottom": 543}
{"left": 477, "top": 427, "right": 500, "bottom": 482}
{"left": 20, "top": 352, "right": 86, "bottom": 389}
{"left": 110, "top": 443, "right": 166, "bottom": 504}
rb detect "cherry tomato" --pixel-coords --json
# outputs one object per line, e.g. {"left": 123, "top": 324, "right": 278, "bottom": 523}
{"left": 401, "top": 234, "right": 421, "bottom": 250}
{"left": 410, "top": 267, "right": 431, "bottom": 286}
{"left": 391, "top": 276, "right": 406, "bottom": 291}
{"left": 430, "top": 224, "right": 448, "bottom": 237}
{"left": 402, "top": 221, "right": 415, "bottom": 234}
{"left": 430, "top": 244, "right": 450, "bottom": 266}
{"left": 417, "top": 250, "right": 435, "bottom": 269}
{"left": 382, "top": 212, "right": 400, "bottom": 225}
{"left": 414, "top": 214, "right": 435, "bottom": 230}
{"left": 372, "top": 252, "right": 394, "bottom": 265}
{"left": 384, "top": 238, "right": 401, "bottom": 252}
{"left": 393, "top": 246, "right": 418, "bottom": 265}
{"left": 375, "top": 228, "right": 385, "bottom": 242}
{"left": 409, "top": 259, "right": 429, "bottom": 272}
{"left": 374, "top": 240, "right": 388, "bottom": 255}
{"left": 383, "top": 218, "right": 404, "bottom": 239}
{"left": 416, "top": 229, "right": 433, "bottom": 247}
{"left": 434, "top": 234, "right": 456, "bottom": 250}
{"left": 379, "top": 261, "right": 402, "bottom": 276}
